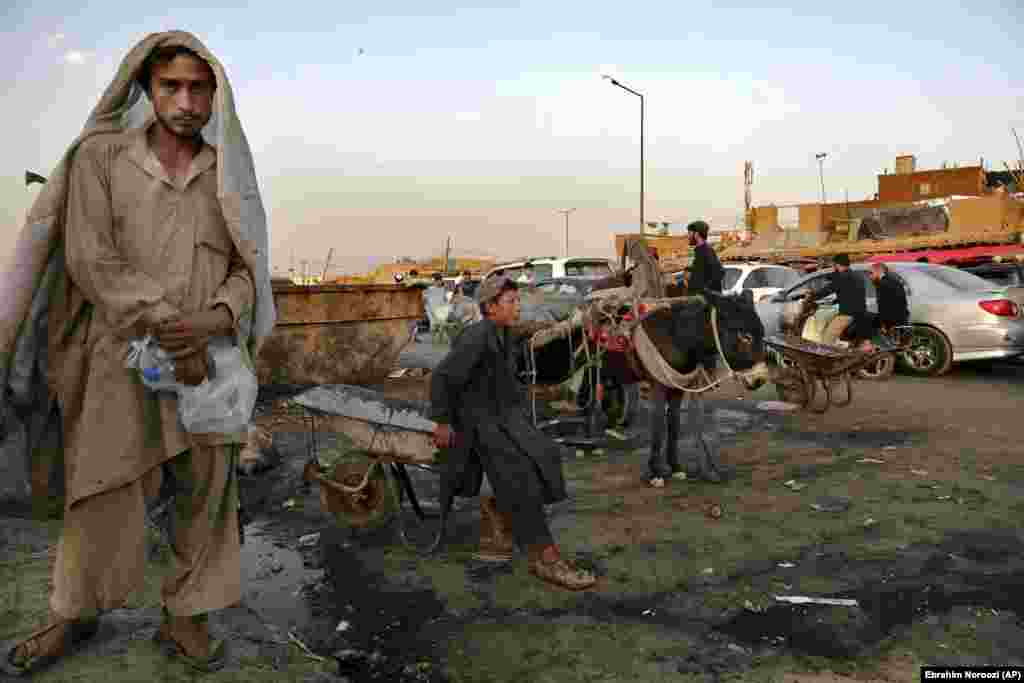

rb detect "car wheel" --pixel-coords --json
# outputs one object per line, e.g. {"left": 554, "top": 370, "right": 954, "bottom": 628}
{"left": 856, "top": 352, "right": 896, "bottom": 380}
{"left": 898, "top": 326, "right": 953, "bottom": 377}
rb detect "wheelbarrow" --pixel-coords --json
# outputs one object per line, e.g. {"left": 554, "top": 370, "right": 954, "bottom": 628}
{"left": 293, "top": 384, "right": 453, "bottom": 555}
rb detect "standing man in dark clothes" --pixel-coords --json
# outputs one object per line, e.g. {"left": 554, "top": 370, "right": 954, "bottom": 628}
{"left": 869, "top": 263, "right": 910, "bottom": 332}
{"left": 685, "top": 220, "right": 725, "bottom": 295}
{"left": 429, "top": 276, "right": 596, "bottom": 590}
{"left": 817, "top": 254, "right": 868, "bottom": 345}
{"left": 646, "top": 221, "right": 726, "bottom": 488}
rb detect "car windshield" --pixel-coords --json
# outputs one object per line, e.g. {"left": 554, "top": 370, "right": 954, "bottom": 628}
{"left": 723, "top": 267, "right": 742, "bottom": 290}
{"left": 564, "top": 260, "right": 611, "bottom": 277}
{"left": 918, "top": 265, "right": 998, "bottom": 291}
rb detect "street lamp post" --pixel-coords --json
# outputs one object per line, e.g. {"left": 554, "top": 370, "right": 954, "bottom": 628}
{"left": 603, "top": 76, "right": 645, "bottom": 232}
{"left": 815, "top": 152, "right": 828, "bottom": 204}
{"left": 557, "top": 208, "right": 576, "bottom": 257}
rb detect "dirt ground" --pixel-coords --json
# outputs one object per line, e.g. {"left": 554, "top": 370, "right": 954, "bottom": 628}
{"left": 2, "top": 352, "right": 1023, "bottom": 682}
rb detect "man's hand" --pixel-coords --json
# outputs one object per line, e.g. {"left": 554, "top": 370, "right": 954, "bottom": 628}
{"left": 433, "top": 424, "right": 454, "bottom": 449}
{"left": 175, "top": 351, "right": 210, "bottom": 386}
{"left": 155, "top": 306, "right": 233, "bottom": 359}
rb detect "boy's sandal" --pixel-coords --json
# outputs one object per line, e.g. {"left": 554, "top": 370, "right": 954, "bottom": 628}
{"left": 3, "top": 617, "right": 99, "bottom": 677}
{"left": 529, "top": 558, "right": 597, "bottom": 591}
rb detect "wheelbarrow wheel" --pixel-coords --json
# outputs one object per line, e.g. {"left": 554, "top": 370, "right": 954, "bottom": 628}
{"left": 319, "top": 462, "right": 398, "bottom": 530}
{"left": 775, "top": 365, "right": 815, "bottom": 408}
{"left": 828, "top": 373, "right": 854, "bottom": 407}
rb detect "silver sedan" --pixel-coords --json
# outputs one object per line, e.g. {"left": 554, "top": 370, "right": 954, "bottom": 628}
{"left": 756, "top": 262, "right": 1024, "bottom": 376}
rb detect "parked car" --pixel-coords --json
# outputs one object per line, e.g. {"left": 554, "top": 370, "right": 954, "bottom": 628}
{"left": 518, "top": 277, "right": 603, "bottom": 322}
{"left": 755, "top": 262, "right": 1024, "bottom": 376}
{"left": 961, "top": 260, "right": 1024, "bottom": 288}
{"left": 482, "top": 257, "right": 615, "bottom": 287}
{"left": 530, "top": 277, "right": 601, "bottom": 298}
{"left": 722, "top": 263, "right": 801, "bottom": 302}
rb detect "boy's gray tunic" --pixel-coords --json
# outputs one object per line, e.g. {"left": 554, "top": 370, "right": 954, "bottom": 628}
{"left": 429, "top": 319, "right": 567, "bottom": 505}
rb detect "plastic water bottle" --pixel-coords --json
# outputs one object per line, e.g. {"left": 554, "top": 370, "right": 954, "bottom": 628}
{"left": 127, "top": 337, "right": 182, "bottom": 394}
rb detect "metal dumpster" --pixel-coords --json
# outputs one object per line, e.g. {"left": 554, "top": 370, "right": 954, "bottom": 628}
{"left": 257, "top": 283, "right": 423, "bottom": 386}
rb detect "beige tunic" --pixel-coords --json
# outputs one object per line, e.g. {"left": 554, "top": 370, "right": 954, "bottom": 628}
{"left": 60, "top": 120, "right": 254, "bottom": 508}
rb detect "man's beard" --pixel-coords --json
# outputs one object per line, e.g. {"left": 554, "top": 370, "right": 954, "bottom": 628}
{"left": 688, "top": 235, "right": 697, "bottom": 246}
{"left": 156, "top": 110, "right": 206, "bottom": 140}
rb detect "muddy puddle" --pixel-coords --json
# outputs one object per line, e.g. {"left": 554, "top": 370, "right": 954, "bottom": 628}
{"left": 241, "top": 521, "right": 321, "bottom": 634}
{"left": 718, "top": 534, "right": 1024, "bottom": 660}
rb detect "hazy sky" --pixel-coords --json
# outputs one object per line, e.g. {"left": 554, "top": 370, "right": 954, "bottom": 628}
{"left": 2, "top": 0, "right": 1021, "bottom": 274}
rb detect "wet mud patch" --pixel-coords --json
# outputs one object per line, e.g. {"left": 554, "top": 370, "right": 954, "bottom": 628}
{"left": 304, "top": 525, "right": 452, "bottom": 682}
{"left": 716, "top": 531, "right": 1024, "bottom": 663}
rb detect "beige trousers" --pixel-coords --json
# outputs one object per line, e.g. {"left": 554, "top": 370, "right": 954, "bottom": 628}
{"left": 50, "top": 445, "right": 241, "bottom": 619}
{"left": 821, "top": 314, "right": 853, "bottom": 346}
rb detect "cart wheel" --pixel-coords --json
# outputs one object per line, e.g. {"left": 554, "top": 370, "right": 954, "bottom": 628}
{"left": 857, "top": 352, "right": 895, "bottom": 380}
{"left": 828, "top": 373, "right": 854, "bottom": 407}
{"left": 807, "top": 375, "right": 830, "bottom": 414}
{"left": 775, "top": 366, "right": 816, "bottom": 409}
{"left": 319, "top": 462, "right": 397, "bottom": 529}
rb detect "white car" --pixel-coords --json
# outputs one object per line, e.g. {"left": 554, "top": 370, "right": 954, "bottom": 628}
{"left": 722, "top": 263, "right": 801, "bottom": 302}
{"left": 482, "top": 257, "right": 615, "bottom": 286}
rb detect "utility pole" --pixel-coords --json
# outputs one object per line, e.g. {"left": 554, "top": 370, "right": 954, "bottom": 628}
{"left": 603, "top": 76, "right": 645, "bottom": 232}
{"left": 321, "top": 247, "right": 334, "bottom": 281}
{"left": 444, "top": 236, "right": 452, "bottom": 275}
{"left": 557, "top": 208, "right": 576, "bottom": 257}
{"left": 815, "top": 152, "right": 828, "bottom": 204}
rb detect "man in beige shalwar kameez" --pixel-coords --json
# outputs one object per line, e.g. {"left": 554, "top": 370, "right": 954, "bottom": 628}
{"left": 3, "top": 32, "right": 275, "bottom": 675}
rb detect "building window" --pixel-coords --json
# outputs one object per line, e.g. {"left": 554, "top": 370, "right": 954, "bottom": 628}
{"left": 916, "top": 182, "right": 932, "bottom": 196}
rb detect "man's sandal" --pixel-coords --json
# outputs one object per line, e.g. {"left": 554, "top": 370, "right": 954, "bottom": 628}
{"left": 153, "top": 609, "right": 227, "bottom": 673}
{"left": 529, "top": 557, "right": 597, "bottom": 591}
{"left": 3, "top": 617, "right": 99, "bottom": 677}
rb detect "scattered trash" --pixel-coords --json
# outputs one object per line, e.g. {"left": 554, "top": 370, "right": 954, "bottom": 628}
{"left": 857, "top": 458, "right": 886, "bottom": 464}
{"left": 726, "top": 643, "right": 748, "bottom": 654}
{"left": 756, "top": 400, "right": 800, "bottom": 412}
{"left": 336, "top": 620, "right": 352, "bottom": 633}
{"left": 982, "top": 475, "right": 997, "bottom": 481}
{"left": 593, "top": 449, "right": 606, "bottom": 456}
{"left": 605, "top": 429, "right": 626, "bottom": 440}
{"left": 641, "top": 609, "right": 655, "bottom": 616}
{"left": 810, "top": 496, "right": 852, "bottom": 513}
{"left": 937, "top": 495, "right": 951, "bottom": 501}
{"left": 288, "top": 631, "right": 327, "bottom": 663}
{"left": 298, "top": 532, "right": 321, "bottom": 547}
{"left": 575, "top": 449, "right": 585, "bottom": 459}
{"left": 777, "top": 562, "right": 797, "bottom": 568}
{"left": 387, "top": 368, "right": 409, "bottom": 379}
{"left": 702, "top": 568, "right": 715, "bottom": 575}
{"left": 282, "top": 498, "right": 297, "bottom": 509}
{"left": 706, "top": 504, "right": 723, "bottom": 519}
{"left": 773, "top": 596, "right": 859, "bottom": 607}
{"left": 783, "top": 479, "right": 807, "bottom": 492}
{"left": 742, "top": 600, "right": 764, "bottom": 613}
{"left": 911, "top": 469, "right": 929, "bottom": 476}
{"left": 863, "top": 518, "right": 878, "bottom": 528}
{"left": 883, "top": 445, "right": 898, "bottom": 451}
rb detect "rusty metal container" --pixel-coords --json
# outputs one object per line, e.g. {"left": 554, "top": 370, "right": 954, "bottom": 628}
{"left": 257, "top": 283, "right": 423, "bottom": 386}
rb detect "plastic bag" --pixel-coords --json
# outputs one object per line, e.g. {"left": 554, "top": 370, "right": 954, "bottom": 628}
{"left": 177, "top": 336, "right": 258, "bottom": 434}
